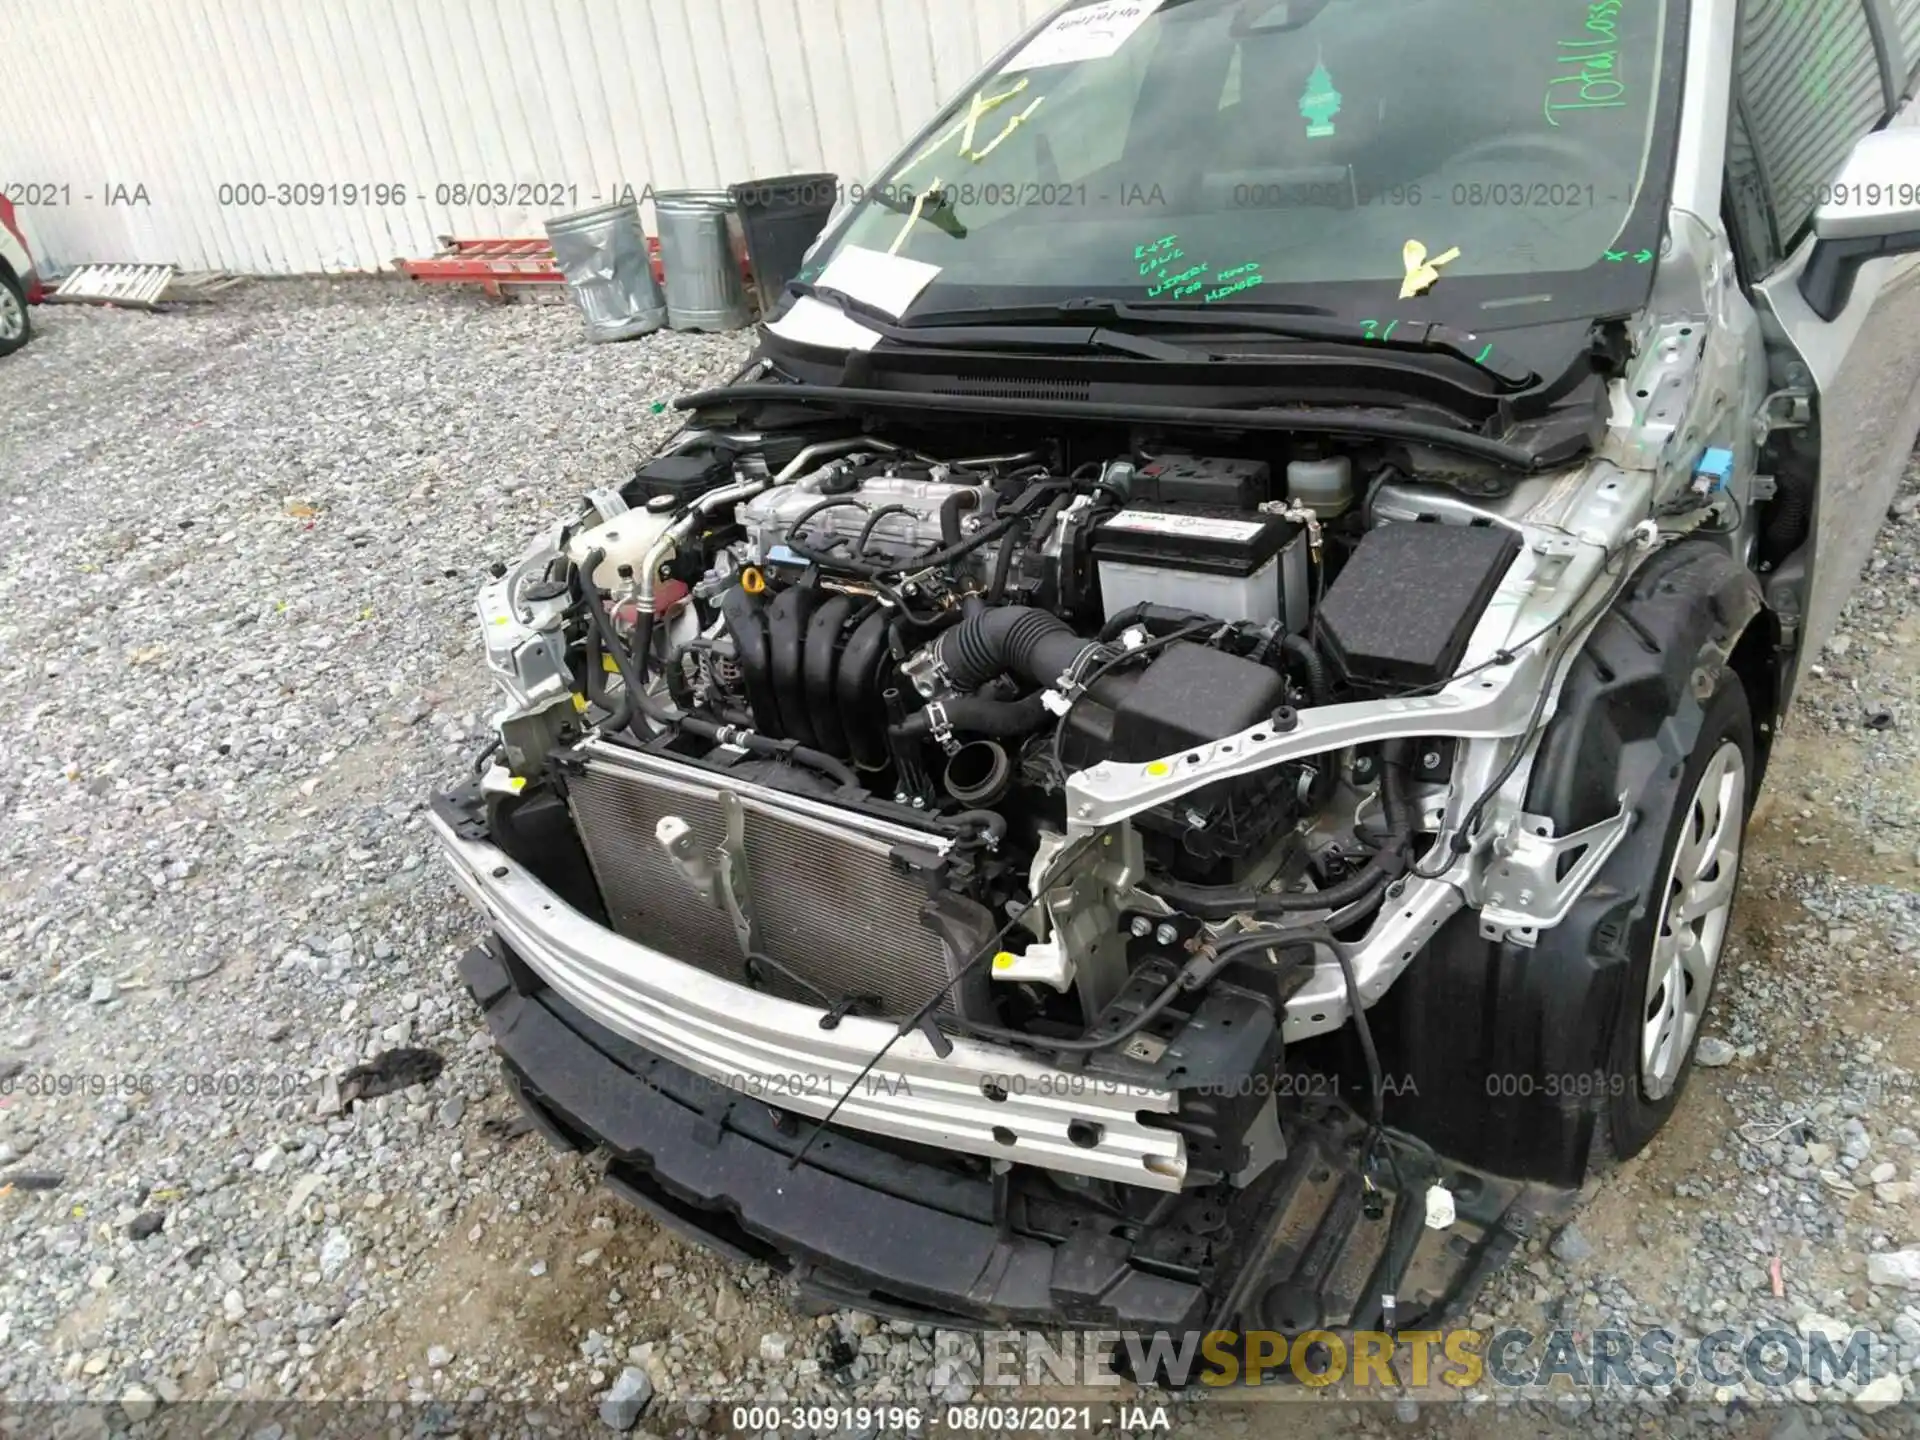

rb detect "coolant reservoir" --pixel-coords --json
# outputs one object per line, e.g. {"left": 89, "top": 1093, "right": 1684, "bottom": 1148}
{"left": 565, "top": 498, "right": 677, "bottom": 591}
{"left": 1286, "top": 455, "right": 1354, "bottom": 517}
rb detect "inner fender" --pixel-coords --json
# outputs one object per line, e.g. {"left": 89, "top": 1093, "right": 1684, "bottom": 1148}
{"left": 1358, "top": 541, "right": 1768, "bottom": 1187}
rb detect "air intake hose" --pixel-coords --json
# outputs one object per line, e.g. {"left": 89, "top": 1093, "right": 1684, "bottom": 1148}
{"left": 891, "top": 691, "right": 1050, "bottom": 740}
{"left": 935, "top": 606, "right": 1106, "bottom": 695}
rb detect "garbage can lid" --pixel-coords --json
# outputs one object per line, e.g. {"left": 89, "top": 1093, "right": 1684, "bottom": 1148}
{"left": 653, "top": 189, "right": 736, "bottom": 214}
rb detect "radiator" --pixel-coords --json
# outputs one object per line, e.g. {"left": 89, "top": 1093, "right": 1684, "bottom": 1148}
{"left": 567, "top": 748, "right": 960, "bottom": 1017}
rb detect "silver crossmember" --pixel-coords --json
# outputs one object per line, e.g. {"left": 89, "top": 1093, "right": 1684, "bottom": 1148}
{"left": 432, "top": 812, "right": 1187, "bottom": 1190}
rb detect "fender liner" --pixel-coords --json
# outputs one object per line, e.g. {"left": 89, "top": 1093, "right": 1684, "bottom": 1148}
{"left": 1361, "top": 542, "right": 1766, "bottom": 1186}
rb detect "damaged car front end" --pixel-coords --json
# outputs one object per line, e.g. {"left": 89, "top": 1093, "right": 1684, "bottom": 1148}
{"left": 430, "top": 0, "right": 1920, "bottom": 1340}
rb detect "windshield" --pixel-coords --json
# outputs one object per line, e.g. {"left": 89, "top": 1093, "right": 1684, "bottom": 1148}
{"left": 802, "top": 0, "right": 1681, "bottom": 329}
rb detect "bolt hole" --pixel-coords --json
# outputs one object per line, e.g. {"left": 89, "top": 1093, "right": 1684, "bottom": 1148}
{"left": 1069, "top": 1120, "right": 1105, "bottom": 1149}
{"left": 992, "top": 1126, "right": 1017, "bottom": 1146}
{"left": 981, "top": 1079, "right": 1008, "bottom": 1103}
{"left": 1252, "top": 731, "right": 1270, "bottom": 743}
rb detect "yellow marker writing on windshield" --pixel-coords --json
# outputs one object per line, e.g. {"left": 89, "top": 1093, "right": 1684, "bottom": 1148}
{"left": 898, "top": 77, "right": 1030, "bottom": 177}
{"left": 962, "top": 96, "right": 1046, "bottom": 163}
{"left": 1399, "top": 239, "right": 1462, "bottom": 299}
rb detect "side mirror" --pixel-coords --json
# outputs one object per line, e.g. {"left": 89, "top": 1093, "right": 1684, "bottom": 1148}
{"left": 1798, "top": 128, "right": 1920, "bottom": 321}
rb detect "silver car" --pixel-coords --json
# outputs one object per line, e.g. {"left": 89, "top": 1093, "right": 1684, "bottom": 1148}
{"left": 433, "top": 0, "right": 1920, "bottom": 1348}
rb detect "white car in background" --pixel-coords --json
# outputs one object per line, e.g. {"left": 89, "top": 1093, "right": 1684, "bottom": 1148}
{"left": 0, "top": 192, "right": 40, "bottom": 355}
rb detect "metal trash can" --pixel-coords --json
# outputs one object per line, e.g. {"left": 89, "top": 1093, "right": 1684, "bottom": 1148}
{"left": 729, "top": 172, "right": 839, "bottom": 311}
{"left": 544, "top": 201, "right": 666, "bottom": 343}
{"left": 654, "top": 189, "right": 752, "bottom": 332}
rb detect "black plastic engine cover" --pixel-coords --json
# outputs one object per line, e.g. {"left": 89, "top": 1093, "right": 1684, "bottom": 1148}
{"left": 1318, "top": 521, "right": 1523, "bottom": 689}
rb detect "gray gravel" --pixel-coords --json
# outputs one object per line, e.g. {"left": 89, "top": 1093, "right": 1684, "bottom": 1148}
{"left": 4, "top": 280, "right": 1920, "bottom": 1438}
{"left": 0, "top": 281, "right": 753, "bottom": 1414}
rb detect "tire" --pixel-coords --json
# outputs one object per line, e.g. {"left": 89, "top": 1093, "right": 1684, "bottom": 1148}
{"left": 1597, "top": 670, "right": 1753, "bottom": 1161}
{"left": 0, "top": 269, "right": 29, "bottom": 356}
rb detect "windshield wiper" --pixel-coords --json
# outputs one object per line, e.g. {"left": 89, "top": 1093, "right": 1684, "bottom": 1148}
{"left": 910, "top": 295, "right": 1538, "bottom": 388}
{"left": 783, "top": 283, "right": 1210, "bottom": 361}
{"left": 1060, "top": 297, "right": 1539, "bottom": 387}
{"left": 864, "top": 184, "right": 969, "bottom": 242}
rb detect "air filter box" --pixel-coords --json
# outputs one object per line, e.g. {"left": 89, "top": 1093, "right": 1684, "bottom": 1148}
{"left": 1318, "top": 521, "right": 1523, "bottom": 689}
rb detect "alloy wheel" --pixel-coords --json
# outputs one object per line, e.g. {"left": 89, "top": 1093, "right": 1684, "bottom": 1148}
{"left": 1640, "top": 740, "right": 1746, "bottom": 1099}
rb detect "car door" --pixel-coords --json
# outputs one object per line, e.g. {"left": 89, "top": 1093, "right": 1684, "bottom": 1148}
{"left": 1729, "top": 0, "right": 1920, "bottom": 698}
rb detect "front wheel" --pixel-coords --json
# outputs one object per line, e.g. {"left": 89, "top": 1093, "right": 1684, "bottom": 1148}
{"left": 0, "top": 270, "right": 29, "bottom": 356}
{"left": 1603, "top": 675, "right": 1752, "bottom": 1157}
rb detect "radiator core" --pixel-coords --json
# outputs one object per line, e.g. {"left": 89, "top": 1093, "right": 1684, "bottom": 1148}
{"left": 567, "top": 755, "right": 957, "bottom": 1017}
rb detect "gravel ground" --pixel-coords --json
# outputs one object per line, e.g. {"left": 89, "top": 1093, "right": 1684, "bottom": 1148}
{"left": 3, "top": 280, "right": 1920, "bottom": 1438}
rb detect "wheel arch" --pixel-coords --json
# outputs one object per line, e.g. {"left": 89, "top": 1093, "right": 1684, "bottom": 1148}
{"left": 1359, "top": 540, "right": 1767, "bottom": 1186}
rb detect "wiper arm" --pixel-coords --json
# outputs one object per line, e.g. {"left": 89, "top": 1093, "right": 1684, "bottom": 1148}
{"left": 1051, "top": 297, "right": 1539, "bottom": 387}
{"left": 864, "top": 183, "right": 969, "bottom": 242}
{"left": 783, "top": 283, "right": 1209, "bottom": 361}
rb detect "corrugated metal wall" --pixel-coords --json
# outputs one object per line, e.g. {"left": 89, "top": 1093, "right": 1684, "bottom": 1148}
{"left": 0, "top": 0, "right": 1056, "bottom": 274}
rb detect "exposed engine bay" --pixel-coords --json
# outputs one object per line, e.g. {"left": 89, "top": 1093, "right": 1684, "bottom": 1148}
{"left": 471, "top": 413, "right": 1631, "bottom": 1122}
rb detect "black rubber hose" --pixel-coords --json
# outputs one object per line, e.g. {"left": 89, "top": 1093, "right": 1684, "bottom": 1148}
{"left": 854, "top": 504, "right": 913, "bottom": 559}
{"left": 935, "top": 606, "right": 1104, "bottom": 694}
{"left": 582, "top": 610, "right": 631, "bottom": 732}
{"left": 950, "top": 808, "right": 1008, "bottom": 848}
{"left": 938, "top": 489, "right": 976, "bottom": 548}
{"left": 677, "top": 714, "right": 861, "bottom": 790}
{"left": 1145, "top": 742, "right": 1414, "bottom": 919}
{"left": 1281, "top": 633, "right": 1330, "bottom": 706}
{"left": 986, "top": 518, "right": 1026, "bottom": 604}
{"left": 838, "top": 607, "right": 895, "bottom": 770}
{"left": 578, "top": 552, "right": 662, "bottom": 740}
{"left": 767, "top": 586, "right": 821, "bottom": 747}
{"left": 663, "top": 643, "right": 698, "bottom": 712}
{"left": 786, "top": 496, "right": 868, "bottom": 549}
{"left": 1027, "top": 491, "right": 1075, "bottom": 551}
{"left": 803, "top": 593, "right": 858, "bottom": 757}
{"left": 890, "top": 691, "right": 1050, "bottom": 740}
{"left": 718, "top": 585, "right": 782, "bottom": 734}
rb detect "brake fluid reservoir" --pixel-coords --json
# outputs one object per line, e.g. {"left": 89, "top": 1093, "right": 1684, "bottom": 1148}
{"left": 565, "top": 498, "right": 677, "bottom": 591}
{"left": 1286, "top": 456, "right": 1354, "bottom": 517}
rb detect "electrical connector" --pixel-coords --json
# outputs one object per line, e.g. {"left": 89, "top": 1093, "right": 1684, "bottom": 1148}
{"left": 1691, "top": 446, "right": 1735, "bottom": 494}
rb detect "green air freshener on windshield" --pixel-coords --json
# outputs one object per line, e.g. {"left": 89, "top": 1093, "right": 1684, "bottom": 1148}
{"left": 1300, "top": 57, "right": 1342, "bottom": 138}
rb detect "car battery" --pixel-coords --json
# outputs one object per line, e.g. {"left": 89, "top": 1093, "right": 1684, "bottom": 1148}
{"left": 1092, "top": 506, "right": 1308, "bottom": 633}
